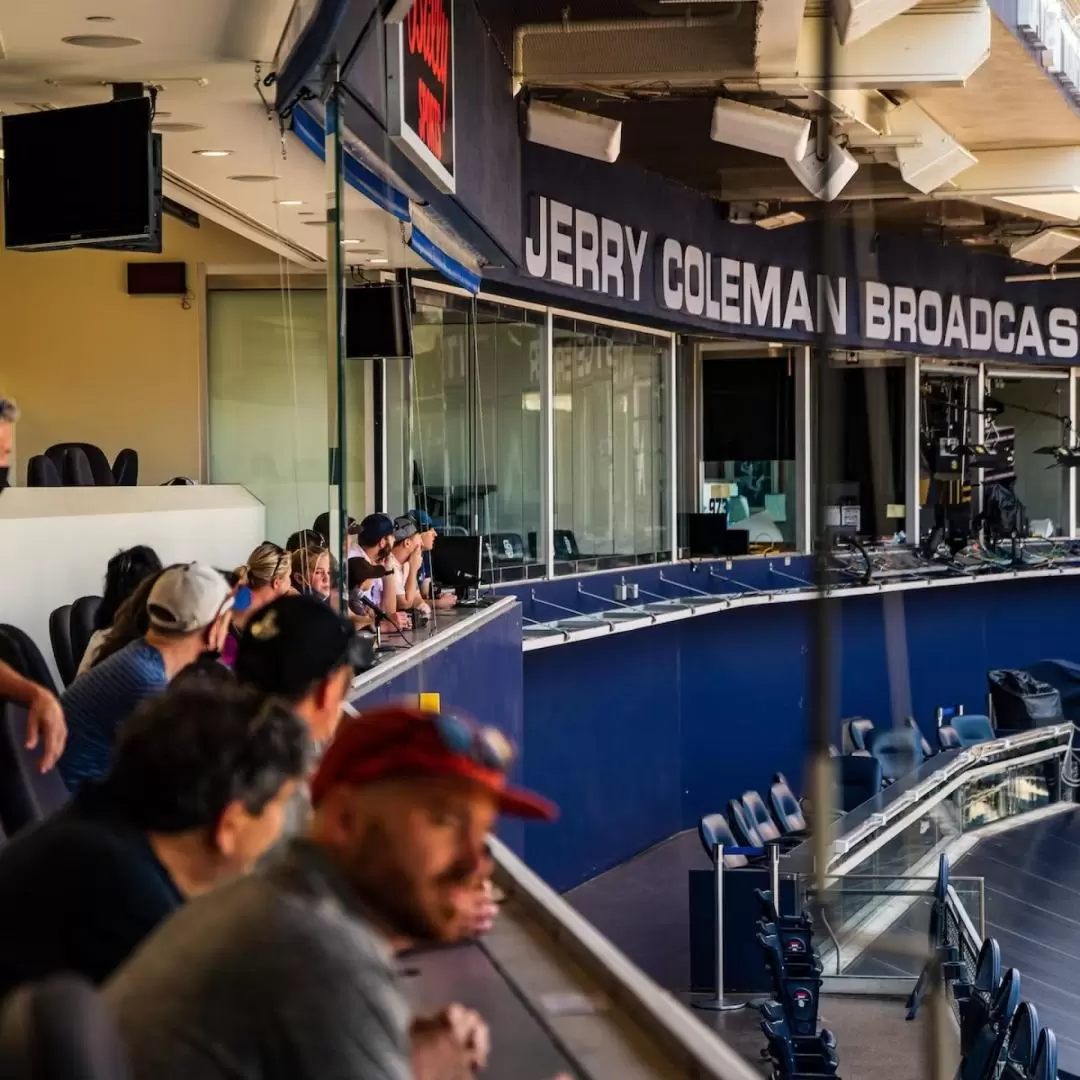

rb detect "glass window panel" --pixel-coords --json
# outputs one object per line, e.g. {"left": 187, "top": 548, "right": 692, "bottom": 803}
{"left": 552, "top": 316, "right": 668, "bottom": 572}
{"left": 208, "top": 289, "right": 369, "bottom": 544}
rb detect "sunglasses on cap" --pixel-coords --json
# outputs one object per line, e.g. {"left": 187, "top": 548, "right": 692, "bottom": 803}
{"left": 360, "top": 710, "right": 516, "bottom": 773}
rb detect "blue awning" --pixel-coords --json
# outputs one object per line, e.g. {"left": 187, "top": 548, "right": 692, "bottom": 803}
{"left": 290, "top": 104, "right": 479, "bottom": 294}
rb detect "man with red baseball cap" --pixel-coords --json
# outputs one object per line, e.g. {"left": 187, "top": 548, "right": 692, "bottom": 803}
{"left": 107, "top": 704, "right": 563, "bottom": 1080}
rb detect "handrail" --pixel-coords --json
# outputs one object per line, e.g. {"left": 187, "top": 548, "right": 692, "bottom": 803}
{"left": 820, "top": 724, "right": 1072, "bottom": 873}
{"left": 487, "top": 836, "right": 763, "bottom": 1080}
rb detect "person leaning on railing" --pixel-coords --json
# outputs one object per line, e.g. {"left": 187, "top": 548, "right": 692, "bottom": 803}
{"left": 0, "top": 397, "right": 67, "bottom": 772}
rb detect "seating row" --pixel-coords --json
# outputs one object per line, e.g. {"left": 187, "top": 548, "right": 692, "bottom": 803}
{"left": 27, "top": 443, "right": 138, "bottom": 487}
{"left": 699, "top": 776, "right": 806, "bottom": 869}
{"left": 911, "top": 856, "right": 1057, "bottom": 1080}
{"left": 755, "top": 889, "right": 839, "bottom": 1079}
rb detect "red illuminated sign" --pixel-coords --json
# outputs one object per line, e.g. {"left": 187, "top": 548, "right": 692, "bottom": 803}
{"left": 388, "top": 0, "right": 455, "bottom": 192}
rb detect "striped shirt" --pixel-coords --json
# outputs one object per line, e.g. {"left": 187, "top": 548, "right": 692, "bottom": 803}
{"left": 58, "top": 639, "right": 167, "bottom": 792}
{"left": 106, "top": 840, "right": 411, "bottom": 1080}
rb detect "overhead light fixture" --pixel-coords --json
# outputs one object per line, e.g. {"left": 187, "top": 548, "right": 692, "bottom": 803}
{"left": 711, "top": 98, "right": 810, "bottom": 161}
{"left": 369, "top": 257, "right": 389, "bottom": 264}
{"left": 61, "top": 34, "right": 141, "bottom": 47}
{"left": 525, "top": 100, "right": 621, "bottom": 163}
{"left": 85, "top": 15, "right": 116, "bottom": 21}
{"left": 343, "top": 239, "right": 362, "bottom": 245}
{"left": 154, "top": 121, "right": 204, "bottom": 133}
{"left": 756, "top": 210, "right": 805, "bottom": 230}
{"left": 193, "top": 149, "right": 232, "bottom": 158}
{"left": 1009, "top": 230, "right": 1080, "bottom": 266}
{"left": 227, "top": 175, "right": 278, "bottom": 183}
{"left": 888, "top": 102, "right": 976, "bottom": 194}
{"left": 275, "top": 199, "right": 304, "bottom": 207}
{"left": 787, "top": 137, "right": 858, "bottom": 201}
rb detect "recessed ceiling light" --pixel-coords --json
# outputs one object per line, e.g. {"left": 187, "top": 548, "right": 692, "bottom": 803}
{"left": 343, "top": 239, "right": 362, "bottom": 245}
{"left": 369, "top": 258, "right": 389, "bottom": 264}
{"left": 275, "top": 199, "right": 304, "bottom": 206}
{"left": 297, "top": 211, "right": 315, "bottom": 216}
{"left": 155, "top": 121, "right": 204, "bottom": 133}
{"left": 302, "top": 220, "right": 329, "bottom": 226}
{"left": 85, "top": 14, "right": 116, "bottom": 21}
{"left": 61, "top": 34, "right": 141, "bottom": 47}
{"left": 193, "top": 149, "right": 232, "bottom": 157}
{"left": 227, "top": 174, "right": 278, "bottom": 183}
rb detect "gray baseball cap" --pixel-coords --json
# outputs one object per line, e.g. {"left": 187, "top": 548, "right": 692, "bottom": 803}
{"left": 147, "top": 563, "right": 234, "bottom": 633}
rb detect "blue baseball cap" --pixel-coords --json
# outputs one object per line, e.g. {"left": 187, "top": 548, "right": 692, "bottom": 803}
{"left": 408, "top": 509, "right": 436, "bottom": 532}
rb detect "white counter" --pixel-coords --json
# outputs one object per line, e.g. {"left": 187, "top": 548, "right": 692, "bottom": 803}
{"left": 0, "top": 486, "right": 266, "bottom": 683}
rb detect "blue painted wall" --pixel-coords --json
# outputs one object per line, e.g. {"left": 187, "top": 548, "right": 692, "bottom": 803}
{"left": 519, "top": 573, "right": 1080, "bottom": 891}
{"left": 351, "top": 603, "right": 527, "bottom": 852}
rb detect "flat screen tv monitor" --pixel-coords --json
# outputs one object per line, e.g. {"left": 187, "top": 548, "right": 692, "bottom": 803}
{"left": 431, "top": 536, "right": 482, "bottom": 590}
{"left": 344, "top": 283, "right": 413, "bottom": 359}
{"left": 3, "top": 98, "right": 157, "bottom": 251}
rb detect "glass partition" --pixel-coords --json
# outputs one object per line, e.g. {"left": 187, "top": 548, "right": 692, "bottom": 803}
{"left": 551, "top": 316, "right": 670, "bottom": 572}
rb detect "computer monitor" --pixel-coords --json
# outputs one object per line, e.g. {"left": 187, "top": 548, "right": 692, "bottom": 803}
{"left": 431, "top": 535, "right": 482, "bottom": 590}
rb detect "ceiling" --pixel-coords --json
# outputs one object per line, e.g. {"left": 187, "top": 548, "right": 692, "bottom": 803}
{"left": 479, "top": 0, "right": 1080, "bottom": 253}
{"left": 0, "top": 0, "right": 428, "bottom": 269}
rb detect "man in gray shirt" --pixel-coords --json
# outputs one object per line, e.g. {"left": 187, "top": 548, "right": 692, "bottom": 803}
{"left": 106, "top": 703, "right": 560, "bottom": 1080}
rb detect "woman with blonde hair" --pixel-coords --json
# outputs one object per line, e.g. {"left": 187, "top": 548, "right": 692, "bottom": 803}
{"left": 220, "top": 543, "right": 292, "bottom": 667}
{"left": 291, "top": 546, "right": 331, "bottom": 601}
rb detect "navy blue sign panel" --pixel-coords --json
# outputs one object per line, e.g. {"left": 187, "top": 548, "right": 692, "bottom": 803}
{"left": 500, "top": 143, "right": 1080, "bottom": 365}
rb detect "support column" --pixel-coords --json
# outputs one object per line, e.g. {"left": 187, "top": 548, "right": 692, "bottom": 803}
{"left": 795, "top": 346, "right": 813, "bottom": 553}
{"left": 540, "top": 311, "right": 555, "bottom": 577}
{"left": 904, "top": 354, "right": 921, "bottom": 545}
{"left": 666, "top": 336, "right": 679, "bottom": 560}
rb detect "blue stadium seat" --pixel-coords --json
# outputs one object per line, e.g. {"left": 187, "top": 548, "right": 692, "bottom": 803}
{"left": 904, "top": 715, "right": 935, "bottom": 758}
{"left": 698, "top": 812, "right": 749, "bottom": 869}
{"left": 1032, "top": 1028, "right": 1058, "bottom": 1080}
{"left": 960, "top": 939, "right": 1003, "bottom": 1055}
{"left": 866, "top": 726, "right": 924, "bottom": 783}
{"left": 837, "top": 755, "right": 883, "bottom": 812}
{"left": 741, "top": 790, "right": 782, "bottom": 843}
{"left": 952, "top": 714, "right": 996, "bottom": 748}
{"left": 960, "top": 969, "right": 1021, "bottom": 1080}
{"left": 728, "top": 798, "right": 763, "bottom": 847}
{"left": 939, "top": 724, "right": 962, "bottom": 751}
{"left": 1001, "top": 1002, "right": 1039, "bottom": 1079}
{"left": 842, "top": 717, "right": 875, "bottom": 753}
{"left": 769, "top": 777, "right": 807, "bottom": 835}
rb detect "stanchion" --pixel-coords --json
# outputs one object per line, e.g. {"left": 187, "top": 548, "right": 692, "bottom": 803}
{"left": 694, "top": 842, "right": 762, "bottom": 1012}
{"left": 769, "top": 842, "right": 781, "bottom": 915}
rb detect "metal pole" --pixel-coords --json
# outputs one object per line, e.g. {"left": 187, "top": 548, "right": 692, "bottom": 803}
{"left": 694, "top": 843, "right": 746, "bottom": 1012}
{"left": 769, "top": 843, "right": 781, "bottom": 917}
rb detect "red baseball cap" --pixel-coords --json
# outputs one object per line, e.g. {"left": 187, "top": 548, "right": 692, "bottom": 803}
{"left": 310, "top": 704, "right": 558, "bottom": 821}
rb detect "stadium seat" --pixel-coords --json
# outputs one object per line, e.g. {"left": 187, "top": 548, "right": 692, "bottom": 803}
{"left": 1032, "top": 1028, "right": 1058, "bottom": 1080}
{"left": 952, "top": 714, "right": 996, "bottom": 748}
{"left": 0, "top": 626, "right": 59, "bottom": 697}
{"left": 960, "top": 969, "right": 1021, "bottom": 1080}
{"left": 49, "top": 606, "right": 77, "bottom": 688}
{"left": 46, "top": 443, "right": 114, "bottom": 487}
{"left": 939, "top": 725, "right": 962, "bottom": 751}
{"left": 741, "top": 790, "right": 782, "bottom": 843}
{"left": 837, "top": 755, "right": 883, "bottom": 812}
{"left": 769, "top": 777, "right": 807, "bottom": 835}
{"left": 866, "top": 727, "right": 924, "bottom": 783}
{"left": 26, "top": 456, "right": 61, "bottom": 488}
{"left": 111, "top": 448, "right": 138, "bottom": 486}
{"left": 1000, "top": 1002, "right": 1039, "bottom": 1080}
{"left": 0, "top": 975, "right": 129, "bottom": 1080}
{"left": 903, "top": 715, "right": 935, "bottom": 758}
{"left": 70, "top": 597, "right": 102, "bottom": 672}
{"left": 960, "top": 939, "right": 1003, "bottom": 1055}
{"left": 0, "top": 703, "right": 69, "bottom": 836}
{"left": 698, "top": 812, "right": 749, "bottom": 869}
{"left": 842, "top": 717, "right": 875, "bottom": 753}
{"left": 728, "top": 798, "right": 764, "bottom": 848}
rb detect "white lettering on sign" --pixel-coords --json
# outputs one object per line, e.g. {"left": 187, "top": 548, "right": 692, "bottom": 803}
{"left": 522, "top": 192, "right": 1080, "bottom": 360}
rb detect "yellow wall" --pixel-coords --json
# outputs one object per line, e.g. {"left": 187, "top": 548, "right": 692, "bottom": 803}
{"left": 0, "top": 209, "right": 280, "bottom": 485}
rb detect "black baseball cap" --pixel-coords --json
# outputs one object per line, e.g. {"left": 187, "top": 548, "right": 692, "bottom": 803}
{"left": 312, "top": 513, "right": 359, "bottom": 542}
{"left": 347, "top": 557, "right": 393, "bottom": 590}
{"left": 234, "top": 595, "right": 368, "bottom": 700}
{"left": 358, "top": 513, "right": 395, "bottom": 547}
{"left": 286, "top": 528, "right": 326, "bottom": 552}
